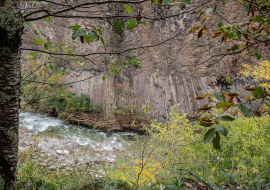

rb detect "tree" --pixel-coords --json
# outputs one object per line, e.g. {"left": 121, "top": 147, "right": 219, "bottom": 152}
{"left": 0, "top": 0, "right": 24, "bottom": 189}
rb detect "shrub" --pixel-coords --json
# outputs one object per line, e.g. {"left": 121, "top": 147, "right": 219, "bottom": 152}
{"left": 109, "top": 106, "right": 270, "bottom": 188}
{"left": 46, "top": 93, "right": 90, "bottom": 112}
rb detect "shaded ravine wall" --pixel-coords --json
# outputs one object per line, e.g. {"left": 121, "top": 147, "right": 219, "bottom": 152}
{"left": 61, "top": 68, "right": 256, "bottom": 120}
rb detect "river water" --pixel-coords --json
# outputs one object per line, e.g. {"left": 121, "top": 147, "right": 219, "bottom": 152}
{"left": 18, "top": 112, "right": 145, "bottom": 174}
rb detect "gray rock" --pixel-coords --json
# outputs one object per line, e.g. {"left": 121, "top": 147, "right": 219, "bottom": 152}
{"left": 63, "top": 150, "right": 69, "bottom": 156}
{"left": 66, "top": 167, "right": 74, "bottom": 172}
{"left": 98, "top": 169, "right": 105, "bottom": 175}
{"left": 56, "top": 150, "right": 63, "bottom": 155}
{"left": 42, "top": 163, "right": 47, "bottom": 167}
{"left": 48, "top": 167, "right": 56, "bottom": 171}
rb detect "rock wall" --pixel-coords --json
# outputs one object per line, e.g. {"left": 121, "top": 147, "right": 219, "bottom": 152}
{"left": 22, "top": 1, "right": 266, "bottom": 119}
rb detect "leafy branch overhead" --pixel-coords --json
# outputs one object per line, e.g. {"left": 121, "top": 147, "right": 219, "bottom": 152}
{"left": 68, "top": 24, "right": 106, "bottom": 50}
{"left": 188, "top": 0, "right": 270, "bottom": 60}
{"left": 195, "top": 85, "right": 269, "bottom": 150}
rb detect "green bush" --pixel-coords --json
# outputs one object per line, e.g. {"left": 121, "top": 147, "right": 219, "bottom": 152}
{"left": 46, "top": 93, "right": 90, "bottom": 112}
{"left": 109, "top": 107, "right": 270, "bottom": 188}
{"left": 141, "top": 107, "right": 270, "bottom": 187}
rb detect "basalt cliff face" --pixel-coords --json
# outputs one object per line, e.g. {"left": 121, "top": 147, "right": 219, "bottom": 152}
{"left": 22, "top": 1, "right": 267, "bottom": 119}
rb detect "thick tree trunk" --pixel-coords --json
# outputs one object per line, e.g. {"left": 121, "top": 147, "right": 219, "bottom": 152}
{"left": 0, "top": 0, "right": 23, "bottom": 189}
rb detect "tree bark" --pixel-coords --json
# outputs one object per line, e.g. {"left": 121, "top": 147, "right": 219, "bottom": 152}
{"left": 0, "top": 0, "right": 23, "bottom": 189}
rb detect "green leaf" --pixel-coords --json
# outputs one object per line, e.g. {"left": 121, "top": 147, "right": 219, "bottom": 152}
{"left": 252, "top": 86, "right": 264, "bottom": 99}
{"left": 100, "top": 36, "right": 106, "bottom": 51}
{"left": 218, "top": 21, "right": 223, "bottom": 27}
{"left": 203, "top": 128, "right": 216, "bottom": 144}
{"left": 216, "top": 115, "right": 235, "bottom": 121}
{"left": 114, "top": 20, "right": 123, "bottom": 32}
{"left": 89, "top": 31, "right": 99, "bottom": 41}
{"left": 68, "top": 25, "right": 81, "bottom": 30}
{"left": 214, "top": 92, "right": 223, "bottom": 101}
{"left": 205, "top": 8, "right": 212, "bottom": 14}
{"left": 84, "top": 35, "right": 93, "bottom": 45}
{"left": 213, "top": 132, "right": 221, "bottom": 149}
{"left": 222, "top": 0, "right": 228, "bottom": 6}
{"left": 102, "top": 76, "right": 106, "bottom": 81}
{"left": 216, "top": 124, "right": 228, "bottom": 136}
{"left": 125, "top": 20, "right": 137, "bottom": 31}
{"left": 182, "top": 0, "right": 190, "bottom": 5}
{"left": 216, "top": 9, "right": 225, "bottom": 16}
{"left": 237, "top": 32, "right": 242, "bottom": 40}
{"left": 238, "top": 104, "right": 253, "bottom": 116}
{"left": 232, "top": 44, "right": 239, "bottom": 52}
{"left": 72, "top": 30, "right": 80, "bottom": 40}
{"left": 44, "top": 43, "right": 49, "bottom": 50}
{"left": 252, "top": 15, "right": 264, "bottom": 22}
{"left": 42, "top": 1, "right": 51, "bottom": 7}
{"left": 255, "top": 51, "right": 261, "bottom": 60}
{"left": 72, "top": 29, "right": 86, "bottom": 40}
{"left": 90, "top": 25, "right": 98, "bottom": 31}
{"left": 24, "top": 21, "right": 31, "bottom": 28}
{"left": 98, "top": 29, "right": 102, "bottom": 35}
{"left": 124, "top": 4, "right": 132, "bottom": 14}
{"left": 33, "top": 39, "right": 43, "bottom": 45}
{"left": 242, "top": 4, "right": 249, "bottom": 15}
{"left": 49, "top": 63, "right": 53, "bottom": 70}
{"left": 45, "top": 16, "right": 51, "bottom": 23}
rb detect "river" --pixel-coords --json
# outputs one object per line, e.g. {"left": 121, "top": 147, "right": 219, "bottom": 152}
{"left": 18, "top": 112, "right": 145, "bottom": 175}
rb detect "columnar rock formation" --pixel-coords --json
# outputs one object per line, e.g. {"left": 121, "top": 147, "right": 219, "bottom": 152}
{"left": 22, "top": 1, "right": 266, "bottom": 119}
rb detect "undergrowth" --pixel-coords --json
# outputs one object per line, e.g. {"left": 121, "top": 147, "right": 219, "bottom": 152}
{"left": 11, "top": 108, "right": 270, "bottom": 190}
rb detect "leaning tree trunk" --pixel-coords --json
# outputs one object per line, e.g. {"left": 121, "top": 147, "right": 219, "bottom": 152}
{"left": 0, "top": 0, "right": 23, "bottom": 189}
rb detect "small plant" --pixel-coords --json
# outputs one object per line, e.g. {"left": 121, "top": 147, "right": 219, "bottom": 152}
{"left": 220, "top": 71, "right": 234, "bottom": 92}
{"left": 91, "top": 103, "right": 102, "bottom": 114}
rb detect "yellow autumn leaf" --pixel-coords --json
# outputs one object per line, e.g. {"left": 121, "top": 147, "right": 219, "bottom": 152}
{"left": 202, "top": 16, "right": 206, "bottom": 24}
{"left": 189, "top": 26, "right": 203, "bottom": 33}
{"left": 198, "top": 26, "right": 206, "bottom": 39}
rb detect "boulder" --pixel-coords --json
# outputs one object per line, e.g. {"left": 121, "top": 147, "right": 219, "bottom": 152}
{"left": 63, "top": 150, "right": 69, "bottom": 156}
{"left": 56, "top": 150, "right": 63, "bottom": 155}
{"left": 19, "top": 127, "right": 28, "bottom": 137}
{"left": 48, "top": 167, "right": 56, "bottom": 171}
